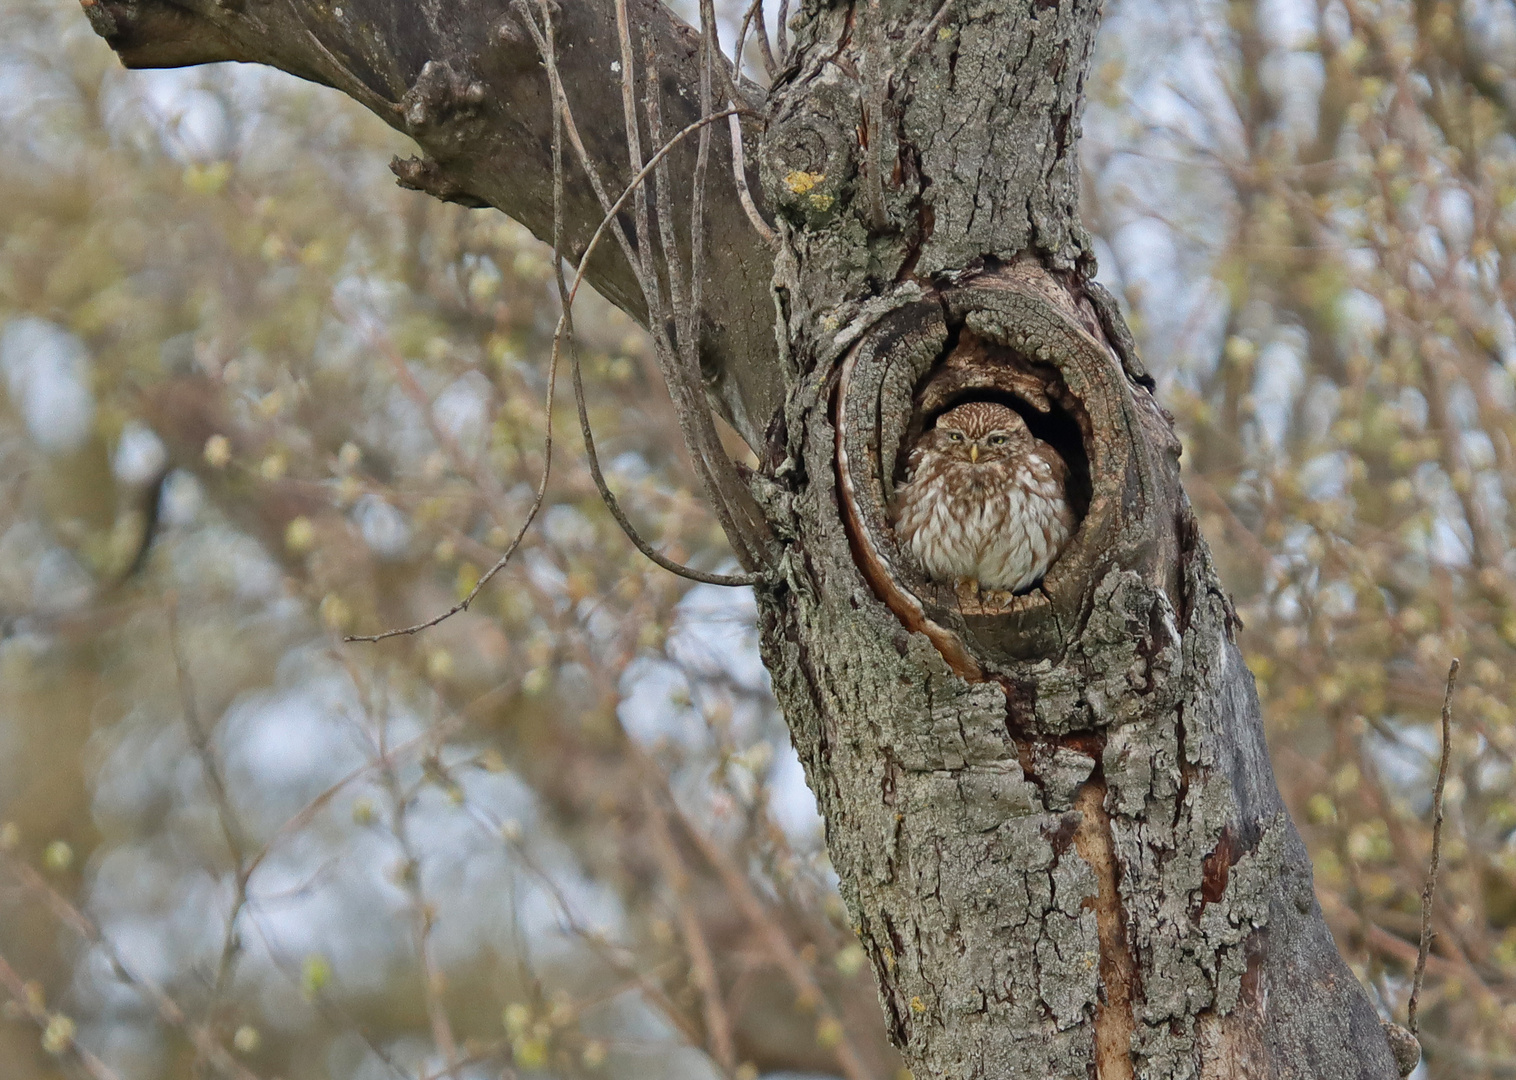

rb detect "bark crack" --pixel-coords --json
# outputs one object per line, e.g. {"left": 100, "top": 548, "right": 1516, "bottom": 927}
{"left": 1072, "top": 768, "right": 1138, "bottom": 1080}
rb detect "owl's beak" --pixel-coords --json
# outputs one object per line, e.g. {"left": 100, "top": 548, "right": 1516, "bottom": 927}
{"left": 969, "top": 444, "right": 979, "bottom": 463}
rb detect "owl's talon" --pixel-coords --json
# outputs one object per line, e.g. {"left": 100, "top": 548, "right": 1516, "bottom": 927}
{"left": 983, "top": 589, "right": 1013, "bottom": 607}
{"left": 953, "top": 578, "right": 980, "bottom": 605}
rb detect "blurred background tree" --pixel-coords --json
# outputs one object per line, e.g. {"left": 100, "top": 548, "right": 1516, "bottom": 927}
{"left": 0, "top": 0, "right": 1513, "bottom": 1078}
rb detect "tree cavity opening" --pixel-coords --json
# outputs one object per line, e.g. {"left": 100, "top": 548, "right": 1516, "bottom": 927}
{"left": 834, "top": 272, "right": 1146, "bottom": 671}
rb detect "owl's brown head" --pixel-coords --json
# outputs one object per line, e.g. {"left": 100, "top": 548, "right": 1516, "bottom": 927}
{"left": 925, "top": 401, "right": 1032, "bottom": 465}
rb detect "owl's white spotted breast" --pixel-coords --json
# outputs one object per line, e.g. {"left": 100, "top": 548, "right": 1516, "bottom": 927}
{"left": 892, "top": 443, "right": 1074, "bottom": 594}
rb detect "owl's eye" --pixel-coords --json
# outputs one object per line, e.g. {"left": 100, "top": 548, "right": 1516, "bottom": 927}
{"left": 946, "top": 431, "right": 964, "bottom": 442}
{"left": 988, "top": 434, "right": 1009, "bottom": 446}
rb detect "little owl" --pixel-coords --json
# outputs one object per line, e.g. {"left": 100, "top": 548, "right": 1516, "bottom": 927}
{"left": 891, "top": 401, "right": 1075, "bottom": 598}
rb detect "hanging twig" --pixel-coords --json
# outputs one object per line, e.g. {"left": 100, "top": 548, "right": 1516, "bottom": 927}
{"left": 519, "top": 0, "right": 774, "bottom": 572}
{"left": 594, "top": 8, "right": 763, "bottom": 585}
{"left": 568, "top": 337, "right": 759, "bottom": 586}
{"left": 535, "top": 94, "right": 760, "bottom": 585}
{"left": 725, "top": 114, "right": 778, "bottom": 248}
{"left": 348, "top": 13, "right": 568, "bottom": 644}
{"left": 353, "top": 2, "right": 771, "bottom": 642}
{"left": 683, "top": 0, "right": 778, "bottom": 568}
{"left": 636, "top": 31, "right": 773, "bottom": 570}
{"left": 1409, "top": 657, "right": 1459, "bottom": 1036}
{"left": 726, "top": 0, "right": 780, "bottom": 248}
{"left": 344, "top": 371, "right": 556, "bottom": 641}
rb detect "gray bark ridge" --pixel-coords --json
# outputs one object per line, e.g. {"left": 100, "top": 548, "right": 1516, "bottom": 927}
{"left": 79, "top": 0, "right": 1412, "bottom": 1076}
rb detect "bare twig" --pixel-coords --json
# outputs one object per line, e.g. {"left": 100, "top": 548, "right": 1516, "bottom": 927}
{"left": 750, "top": 0, "right": 778, "bottom": 80}
{"left": 725, "top": 0, "right": 780, "bottom": 248}
{"left": 347, "top": 42, "right": 566, "bottom": 643}
{"left": 895, "top": 0, "right": 958, "bottom": 80}
{"left": 635, "top": 755, "right": 875, "bottom": 1080}
{"left": 731, "top": 0, "right": 775, "bottom": 83}
{"left": 642, "top": 789, "right": 738, "bottom": 1073}
{"left": 566, "top": 296, "right": 761, "bottom": 586}
{"left": 520, "top": 0, "right": 762, "bottom": 585}
{"left": 532, "top": 98, "right": 759, "bottom": 585}
{"left": 548, "top": 122, "right": 761, "bottom": 584}
{"left": 0, "top": 947, "right": 126, "bottom": 1080}
{"left": 344, "top": 331, "right": 557, "bottom": 642}
{"left": 520, "top": 0, "right": 774, "bottom": 573}
{"left": 513, "top": 0, "right": 653, "bottom": 310}
{"left": 0, "top": 853, "right": 262, "bottom": 1080}
{"left": 1409, "top": 657, "right": 1459, "bottom": 1036}
{"left": 680, "top": 1, "right": 777, "bottom": 567}
{"left": 165, "top": 600, "right": 255, "bottom": 1060}
{"left": 725, "top": 114, "right": 778, "bottom": 247}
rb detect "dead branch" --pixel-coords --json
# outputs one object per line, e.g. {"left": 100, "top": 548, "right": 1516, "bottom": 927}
{"left": 1409, "top": 657, "right": 1460, "bottom": 1036}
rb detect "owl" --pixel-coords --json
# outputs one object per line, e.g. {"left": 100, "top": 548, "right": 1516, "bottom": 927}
{"left": 890, "top": 401, "right": 1075, "bottom": 599}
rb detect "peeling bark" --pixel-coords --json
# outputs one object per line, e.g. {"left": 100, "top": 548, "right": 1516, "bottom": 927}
{"left": 82, "top": 0, "right": 1415, "bottom": 1076}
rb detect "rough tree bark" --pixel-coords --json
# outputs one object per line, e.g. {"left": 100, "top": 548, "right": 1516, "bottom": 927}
{"left": 80, "top": 0, "right": 1414, "bottom": 1076}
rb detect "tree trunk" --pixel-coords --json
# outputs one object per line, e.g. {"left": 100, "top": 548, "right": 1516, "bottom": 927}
{"left": 81, "top": 0, "right": 1411, "bottom": 1076}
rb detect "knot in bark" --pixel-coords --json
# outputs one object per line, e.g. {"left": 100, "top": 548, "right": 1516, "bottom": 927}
{"left": 390, "top": 156, "right": 491, "bottom": 209}
{"left": 402, "top": 59, "right": 486, "bottom": 133}
{"left": 1380, "top": 1021, "right": 1421, "bottom": 1077}
{"left": 761, "top": 83, "right": 859, "bottom": 228}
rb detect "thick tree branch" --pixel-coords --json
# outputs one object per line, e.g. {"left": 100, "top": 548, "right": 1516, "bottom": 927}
{"left": 81, "top": 0, "right": 781, "bottom": 447}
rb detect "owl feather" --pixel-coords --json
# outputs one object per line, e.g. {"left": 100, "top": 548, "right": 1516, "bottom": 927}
{"left": 891, "top": 401, "right": 1075, "bottom": 594}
